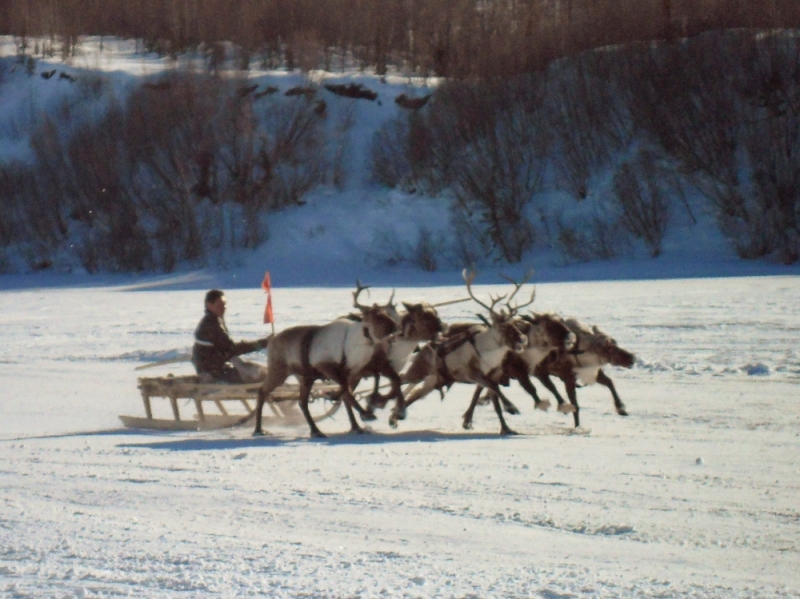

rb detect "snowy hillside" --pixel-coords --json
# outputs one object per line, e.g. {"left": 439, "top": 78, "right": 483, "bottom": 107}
{"left": 1, "top": 35, "right": 799, "bottom": 289}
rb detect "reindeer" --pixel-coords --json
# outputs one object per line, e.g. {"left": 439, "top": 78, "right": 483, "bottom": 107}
{"left": 533, "top": 318, "right": 636, "bottom": 428}
{"left": 252, "top": 284, "right": 397, "bottom": 438}
{"left": 360, "top": 301, "right": 446, "bottom": 416}
{"left": 461, "top": 311, "right": 576, "bottom": 430}
{"left": 389, "top": 269, "right": 530, "bottom": 435}
{"left": 331, "top": 285, "right": 446, "bottom": 423}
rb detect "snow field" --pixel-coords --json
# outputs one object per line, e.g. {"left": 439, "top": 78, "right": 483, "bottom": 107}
{"left": 1, "top": 276, "right": 798, "bottom": 597}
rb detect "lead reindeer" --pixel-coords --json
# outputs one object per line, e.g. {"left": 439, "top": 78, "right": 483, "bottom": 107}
{"left": 390, "top": 269, "right": 530, "bottom": 435}
{"left": 252, "top": 284, "right": 397, "bottom": 438}
{"left": 533, "top": 318, "right": 636, "bottom": 428}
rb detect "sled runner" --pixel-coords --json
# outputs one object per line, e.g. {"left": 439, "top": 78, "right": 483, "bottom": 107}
{"left": 120, "top": 374, "right": 343, "bottom": 431}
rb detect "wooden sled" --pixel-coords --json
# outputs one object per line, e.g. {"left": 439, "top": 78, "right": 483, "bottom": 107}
{"left": 120, "top": 374, "right": 343, "bottom": 431}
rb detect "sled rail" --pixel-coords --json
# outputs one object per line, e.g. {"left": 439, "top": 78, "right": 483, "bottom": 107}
{"left": 121, "top": 375, "right": 342, "bottom": 431}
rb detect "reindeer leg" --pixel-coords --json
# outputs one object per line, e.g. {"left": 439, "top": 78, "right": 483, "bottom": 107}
{"left": 516, "top": 374, "right": 550, "bottom": 411}
{"left": 298, "top": 377, "right": 327, "bottom": 438}
{"left": 564, "top": 377, "right": 580, "bottom": 428}
{"left": 474, "top": 375, "right": 517, "bottom": 435}
{"left": 367, "top": 374, "right": 390, "bottom": 411}
{"left": 534, "top": 367, "right": 574, "bottom": 414}
{"left": 597, "top": 369, "right": 627, "bottom": 416}
{"left": 489, "top": 390, "right": 518, "bottom": 436}
{"left": 353, "top": 396, "right": 377, "bottom": 422}
{"left": 498, "top": 393, "right": 520, "bottom": 415}
{"left": 387, "top": 371, "right": 407, "bottom": 423}
{"left": 389, "top": 377, "right": 436, "bottom": 428}
{"left": 340, "top": 388, "right": 365, "bottom": 434}
{"left": 253, "top": 370, "right": 285, "bottom": 436}
{"left": 253, "top": 387, "right": 269, "bottom": 436}
{"left": 344, "top": 375, "right": 377, "bottom": 423}
{"left": 462, "top": 386, "right": 483, "bottom": 430}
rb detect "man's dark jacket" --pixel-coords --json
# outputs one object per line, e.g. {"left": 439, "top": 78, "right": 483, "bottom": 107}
{"left": 192, "top": 310, "right": 262, "bottom": 379}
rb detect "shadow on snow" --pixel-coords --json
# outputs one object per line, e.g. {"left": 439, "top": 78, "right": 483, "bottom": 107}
{"left": 116, "top": 428, "right": 521, "bottom": 451}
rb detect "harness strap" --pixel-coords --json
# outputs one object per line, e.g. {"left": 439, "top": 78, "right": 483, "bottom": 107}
{"left": 300, "top": 328, "right": 318, "bottom": 380}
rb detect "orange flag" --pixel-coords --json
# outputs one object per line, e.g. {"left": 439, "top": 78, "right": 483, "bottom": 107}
{"left": 261, "top": 272, "right": 274, "bottom": 325}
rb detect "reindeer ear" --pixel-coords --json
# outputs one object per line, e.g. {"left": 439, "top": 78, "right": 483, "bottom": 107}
{"left": 402, "top": 301, "right": 413, "bottom": 311}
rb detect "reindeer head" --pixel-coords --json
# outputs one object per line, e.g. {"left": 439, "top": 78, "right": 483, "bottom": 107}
{"left": 521, "top": 313, "right": 576, "bottom": 354}
{"left": 463, "top": 268, "right": 529, "bottom": 353}
{"left": 490, "top": 311, "right": 528, "bottom": 353}
{"left": 399, "top": 302, "right": 445, "bottom": 343}
{"left": 352, "top": 280, "right": 398, "bottom": 342}
{"left": 590, "top": 325, "right": 635, "bottom": 368}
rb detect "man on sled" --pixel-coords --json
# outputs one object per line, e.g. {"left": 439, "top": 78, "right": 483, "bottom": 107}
{"left": 192, "top": 289, "right": 270, "bottom": 384}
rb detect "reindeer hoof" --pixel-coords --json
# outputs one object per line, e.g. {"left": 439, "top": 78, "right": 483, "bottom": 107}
{"left": 252, "top": 429, "right": 266, "bottom": 437}
{"left": 349, "top": 427, "right": 367, "bottom": 435}
{"left": 535, "top": 399, "right": 551, "bottom": 411}
{"left": 618, "top": 408, "right": 629, "bottom": 416}
{"left": 462, "top": 420, "right": 473, "bottom": 430}
{"left": 558, "top": 404, "right": 576, "bottom": 414}
{"left": 500, "top": 428, "right": 519, "bottom": 436}
{"left": 504, "top": 405, "right": 520, "bottom": 415}
{"left": 388, "top": 416, "right": 399, "bottom": 429}
{"left": 310, "top": 430, "right": 327, "bottom": 439}
{"left": 369, "top": 395, "right": 388, "bottom": 410}
{"left": 360, "top": 411, "right": 377, "bottom": 422}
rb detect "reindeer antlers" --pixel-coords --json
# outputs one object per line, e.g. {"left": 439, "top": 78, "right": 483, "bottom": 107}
{"left": 353, "top": 279, "right": 371, "bottom": 310}
{"left": 354, "top": 280, "right": 398, "bottom": 312}
{"left": 462, "top": 268, "right": 507, "bottom": 315}
{"left": 499, "top": 269, "right": 536, "bottom": 315}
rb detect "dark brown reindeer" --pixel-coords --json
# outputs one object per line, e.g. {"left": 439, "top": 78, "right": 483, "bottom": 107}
{"left": 533, "top": 318, "right": 636, "bottom": 428}
{"left": 389, "top": 269, "right": 529, "bottom": 435}
{"left": 252, "top": 284, "right": 397, "bottom": 438}
{"left": 361, "top": 293, "right": 471, "bottom": 414}
{"left": 359, "top": 300, "right": 446, "bottom": 420}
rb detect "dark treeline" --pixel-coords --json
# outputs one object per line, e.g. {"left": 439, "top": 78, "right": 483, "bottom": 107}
{"left": 3, "top": 0, "right": 800, "bottom": 76}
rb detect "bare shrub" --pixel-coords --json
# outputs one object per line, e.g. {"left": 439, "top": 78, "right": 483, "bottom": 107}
{"left": 125, "top": 73, "right": 222, "bottom": 267}
{"left": 626, "top": 30, "right": 800, "bottom": 263}
{"left": 0, "top": 164, "right": 30, "bottom": 246}
{"left": 370, "top": 117, "right": 411, "bottom": 189}
{"left": 734, "top": 33, "right": 800, "bottom": 263}
{"left": 547, "top": 53, "right": 633, "bottom": 200}
{"left": 554, "top": 214, "right": 624, "bottom": 264}
{"left": 259, "top": 93, "right": 327, "bottom": 207}
{"left": 329, "top": 102, "right": 356, "bottom": 189}
{"left": 612, "top": 151, "right": 671, "bottom": 257}
{"left": 369, "top": 112, "right": 432, "bottom": 192}
{"left": 414, "top": 227, "right": 440, "bottom": 272}
{"left": 421, "top": 78, "right": 550, "bottom": 263}
{"left": 367, "top": 226, "right": 445, "bottom": 271}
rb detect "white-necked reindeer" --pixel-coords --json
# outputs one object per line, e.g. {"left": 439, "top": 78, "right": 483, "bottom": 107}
{"left": 389, "top": 269, "right": 530, "bottom": 435}
{"left": 252, "top": 284, "right": 397, "bottom": 438}
{"left": 533, "top": 318, "right": 636, "bottom": 428}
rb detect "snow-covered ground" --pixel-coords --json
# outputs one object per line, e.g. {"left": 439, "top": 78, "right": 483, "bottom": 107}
{"left": 1, "top": 276, "right": 798, "bottom": 598}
